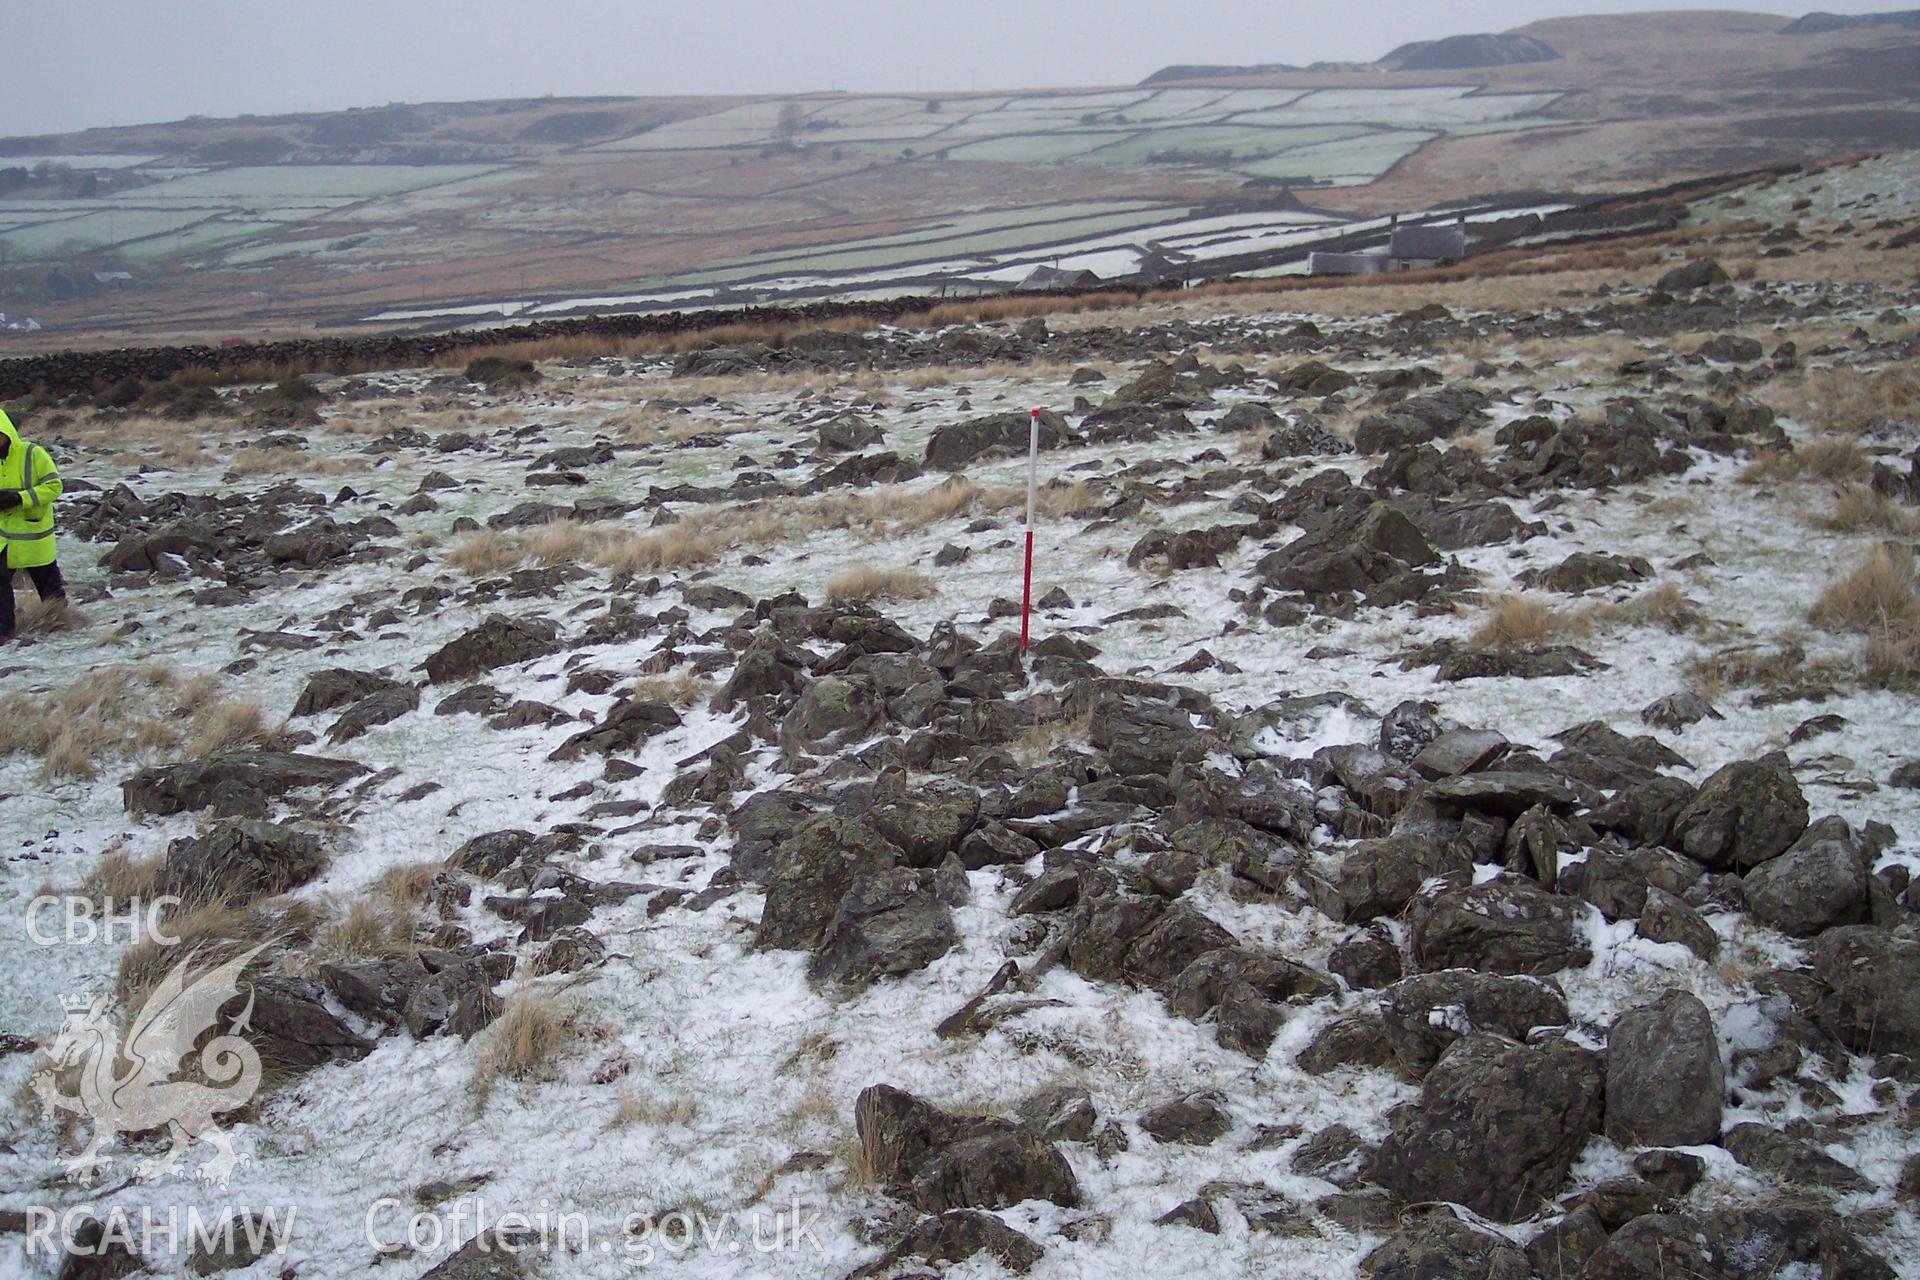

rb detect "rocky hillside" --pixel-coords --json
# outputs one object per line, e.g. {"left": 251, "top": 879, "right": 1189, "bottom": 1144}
{"left": 1782, "top": 9, "right": 1920, "bottom": 35}
{"left": 0, "top": 163, "right": 1917, "bottom": 1277}
{"left": 1378, "top": 33, "right": 1562, "bottom": 71}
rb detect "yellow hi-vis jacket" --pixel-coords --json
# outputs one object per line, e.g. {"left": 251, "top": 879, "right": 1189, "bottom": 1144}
{"left": 0, "top": 410, "right": 61, "bottom": 569}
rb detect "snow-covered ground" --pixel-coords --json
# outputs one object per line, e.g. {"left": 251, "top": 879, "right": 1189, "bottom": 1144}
{"left": 1, "top": 191, "right": 1918, "bottom": 1279}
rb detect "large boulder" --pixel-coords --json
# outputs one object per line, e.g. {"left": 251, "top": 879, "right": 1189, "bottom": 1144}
{"left": 1412, "top": 876, "right": 1593, "bottom": 976}
{"left": 924, "top": 410, "right": 1071, "bottom": 471}
{"left": 1123, "top": 904, "right": 1240, "bottom": 992}
{"left": 423, "top": 615, "right": 560, "bottom": 684}
{"left": 548, "top": 697, "right": 681, "bottom": 761}
{"left": 712, "top": 627, "right": 804, "bottom": 713}
{"left": 320, "top": 957, "right": 430, "bottom": 1026}
{"left": 1605, "top": 991, "right": 1724, "bottom": 1147}
{"left": 780, "top": 675, "right": 883, "bottom": 751}
{"left": 1742, "top": 816, "right": 1870, "bottom": 936}
{"left": 122, "top": 751, "right": 369, "bottom": 817}
{"left": 810, "top": 866, "right": 956, "bottom": 985}
{"left": 1584, "top": 1204, "right": 1881, "bottom": 1280}
{"left": 1811, "top": 926, "right": 1920, "bottom": 1056}
{"left": 161, "top": 820, "right": 324, "bottom": 907}
{"left": 326, "top": 685, "right": 419, "bottom": 744}
{"left": 866, "top": 785, "right": 981, "bottom": 867}
{"left": 290, "top": 667, "right": 406, "bottom": 718}
{"left": 754, "top": 816, "right": 900, "bottom": 952}
{"left": 400, "top": 961, "right": 502, "bottom": 1040}
{"left": 1655, "top": 257, "right": 1730, "bottom": 292}
{"left": 1533, "top": 552, "right": 1651, "bottom": 594}
{"left": 854, "top": 1084, "right": 1080, "bottom": 1212}
{"left": 1369, "top": 1034, "right": 1603, "bottom": 1222}
{"left": 1379, "top": 970, "right": 1569, "bottom": 1074}
{"left": 1335, "top": 837, "right": 1472, "bottom": 922}
{"left": 1671, "top": 753, "right": 1807, "bottom": 870}
{"left": 248, "top": 976, "right": 374, "bottom": 1072}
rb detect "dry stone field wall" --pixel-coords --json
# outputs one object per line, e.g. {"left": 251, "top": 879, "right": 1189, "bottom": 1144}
{"left": 2, "top": 211, "right": 1919, "bottom": 1278}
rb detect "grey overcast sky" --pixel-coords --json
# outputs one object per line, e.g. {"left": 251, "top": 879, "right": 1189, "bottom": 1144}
{"left": 3, "top": 0, "right": 1906, "bottom": 138}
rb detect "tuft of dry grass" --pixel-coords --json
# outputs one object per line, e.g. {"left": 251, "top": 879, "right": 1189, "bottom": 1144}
{"left": 1581, "top": 582, "right": 1709, "bottom": 635}
{"left": 825, "top": 566, "right": 936, "bottom": 603}
{"left": 15, "top": 593, "right": 84, "bottom": 635}
{"left": 1817, "top": 483, "right": 1920, "bottom": 535}
{"left": 0, "top": 665, "right": 272, "bottom": 781}
{"left": 322, "top": 897, "right": 418, "bottom": 958}
{"left": 446, "top": 477, "right": 1100, "bottom": 579}
{"left": 84, "top": 843, "right": 162, "bottom": 902}
{"left": 1810, "top": 544, "right": 1917, "bottom": 633}
{"left": 1685, "top": 640, "right": 1811, "bottom": 700}
{"left": 1864, "top": 616, "right": 1920, "bottom": 688}
{"left": 223, "top": 446, "right": 362, "bottom": 477}
{"left": 114, "top": 897, "right": 314, "bottom": 1013}
{"left": 186, "top": 699, "right": 269, "bottom": 758}
{"left": 1772, "top": 365, "right": 1920, "bottom": 434}
{"left": 473, "top": 992, "right": 582, "bottom": 1091}
{"left": 1800, "top": 545, "right": 1920, "bottom": 689}
{"left": 609, "top": 1087, "right": 700, "bottom": 1130}
{"left": 1739, "top": 436, "right": 1872, "bottom": 486}
{"left": 1468, "top": 593, "right": 1587, "bottom": 650}
{"left": 629, "top": 670, "right": 710, "bottom": 709}
{"left": 372, "top": 860, "right": 443, "bottom": 907}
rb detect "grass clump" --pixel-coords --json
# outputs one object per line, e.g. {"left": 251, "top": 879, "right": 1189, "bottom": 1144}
{"left": 1468, "top": 593, "right": 1586, "bottom": 650}
{"left": 1810, "top": 544, "right": 1917, "bottom": 633}
{"left": 1773, "top": 365, "right": 1920, "bottom": 434}
{"left": 0, "top": 665, "right": 271, "bottom": 781}
{"left": 1816, "top": 483, "right": 1920, "bottom": 535}
{"left": 609, "top": 1087, "right": 700, "bottom": 1130}
{"left": 825, "top": 567, "right": 936, "bottom": 603}
{"left": 473, "top": 991, "right": 584, "bottom": 1093}
{"left": 1739, "top": 436, "right": 1870, "bottom": 485}
{"left": 83, "top": 843, "right": 162, "bottom": 902}
{"left": 114, "top": 897, "right": 317, "bottom": 1013}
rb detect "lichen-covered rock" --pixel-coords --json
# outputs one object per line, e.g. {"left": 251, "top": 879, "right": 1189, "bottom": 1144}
{"left": 1605, "top": 991, "right": 1724, "bottom": 1147}
{"left": 1671, "top": 752, "right": 1808, "bottom": 870}
{"left": 1336, "top": 837, "right": 1472, "bottom": 922}
{"left": 1742, "top": 816, "right": 1869, "bottom": 936}
{"left": 853, "top": 1084, "right": 1080, "bottom": 1213}
{"left": 1379, "top": 970, "right": 1569, "bottom": 1074}
{"left": 161, "top": 819, "right": 324, "bottom": 907}
{"left": 1369, "top": 1034, "right": 1603, "bottom": 1222}
{"left": 123, "top": 751, "right": 369, "bottom": 817}
{"left": 1812, "top": 925, "right": 1920, "bottom": 1056}
{"left": 809, "top": 866, "right": 956, "bottom": 985}
{"left": 1412, "top": 876, "right": 1593, "bottom": 976}
{"left": 423, "top": 614, "right": 560, "bottom": 684}
{"left": 754, "top": 816, "right": 899, "bottom": 952}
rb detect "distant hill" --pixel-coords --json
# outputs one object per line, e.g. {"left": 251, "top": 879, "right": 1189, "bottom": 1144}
{"left": 1378, "top": 33, "right": 1561, "bottom": 70}
{"left": 1139, "top": 62, "right": 1305, "bottom": 85}
{"left": 1780, "top": 9, "right": 1920, "bottom": 34}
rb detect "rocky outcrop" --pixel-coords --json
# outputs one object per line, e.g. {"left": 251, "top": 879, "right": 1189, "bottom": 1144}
{"left": 1369, "top": 1034, "right": 1603, "bottom": 1221}
{"left": 122, "top": 751, "right": 369, "bottom": 817}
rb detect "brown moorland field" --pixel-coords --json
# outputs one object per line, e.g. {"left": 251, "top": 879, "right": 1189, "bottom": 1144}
{"left": 0, "top": 8, "right": 1912, "bottom": 346}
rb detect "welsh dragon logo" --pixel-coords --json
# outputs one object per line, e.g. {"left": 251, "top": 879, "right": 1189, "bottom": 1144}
{"left": 33, "top": 944, "right": 268, "bottom": 1187}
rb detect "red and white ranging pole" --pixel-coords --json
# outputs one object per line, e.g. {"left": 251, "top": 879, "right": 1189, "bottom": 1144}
{"left": 1019, "top": 407, "right": 1039, "bottom": 654}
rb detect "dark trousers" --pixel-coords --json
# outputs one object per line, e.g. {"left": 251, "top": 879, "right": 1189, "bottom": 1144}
{"left": 0, "top": 562, "right": 65, "bottom": 638}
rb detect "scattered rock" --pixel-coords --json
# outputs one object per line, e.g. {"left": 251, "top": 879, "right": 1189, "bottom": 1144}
{"left": 1369, "top": 1034, "right": 1603, "bottom": 1222}
{"left": 1605, "top": 991, "right": 1724, "bottom": 1147}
